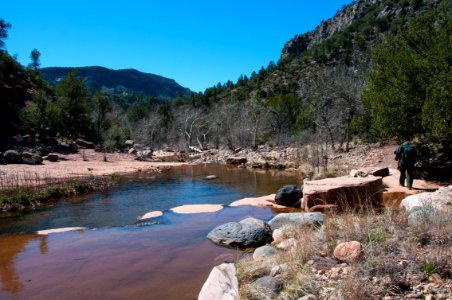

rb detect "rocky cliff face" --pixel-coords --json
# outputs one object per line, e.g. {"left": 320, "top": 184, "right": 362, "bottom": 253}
{"left": 281, "top": 0, "right": 430, "bottom": 59}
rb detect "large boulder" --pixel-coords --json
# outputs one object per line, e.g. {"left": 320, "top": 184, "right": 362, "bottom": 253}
{"left": 268, "top": 212, "right": 324, "bottom": 230}
{"left": 198, "top": 263, "right": 239, "bottom": 300}
{"left": 274, "top": 185, "right": 303, "bottom": 207}
{"left": 207, "top": 217, "right": 272, "bottom": 249}
{"left": 4, "top": 150, "right": 21, "bottom": 164}
{"left": 302, "top": 176, "right": 383, "bottom": 212}
{"left": 401, "top": 186, "right": 452, "bottom": 213}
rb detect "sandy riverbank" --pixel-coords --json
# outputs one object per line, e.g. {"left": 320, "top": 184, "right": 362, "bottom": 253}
{"left": 0, "top": 150, "right": 185, "bottom": 188}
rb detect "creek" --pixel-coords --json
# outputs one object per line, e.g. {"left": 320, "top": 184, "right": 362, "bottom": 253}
{"left": 0, "top": 164, "right": 300, "bottom": 299}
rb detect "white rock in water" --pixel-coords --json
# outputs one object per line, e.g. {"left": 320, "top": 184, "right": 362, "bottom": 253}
{"left": 37, "top": 227, "right": 86, "bottom": 235}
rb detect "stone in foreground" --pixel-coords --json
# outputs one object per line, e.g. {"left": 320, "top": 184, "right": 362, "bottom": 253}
{"left": 401, "top": 185, "right": 452, "bottom": 213}
{"left": 333, "top": 241, "right": 363, "bottom": 262}
{"left": 198, "top": 263, "right": 239, "bottom": 300}
{"left": 207, "top": 217, "right": 272, "bottom": 249}
{"left": 249, "top": 276, "right": 283, "bottom": 299}
{"left": 253, "top": 245, "right": 277, "bottom": 261}
{"left": 302, "top": 176, "right": 383, "bottom": 212}
{"left": 274, "top": 185, "right": 303, "bottom": 207}
{"left": 268, "top": 212, "right": 324, "bottom": 230}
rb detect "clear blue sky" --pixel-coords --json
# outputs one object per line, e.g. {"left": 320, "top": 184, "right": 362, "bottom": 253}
{"left": 2, "top": 1, "right": 353, "bottom": 92}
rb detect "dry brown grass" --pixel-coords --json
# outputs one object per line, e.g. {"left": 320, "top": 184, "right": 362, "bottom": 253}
{"left": 236, "top": 205, "right": 452, "bottom": 299}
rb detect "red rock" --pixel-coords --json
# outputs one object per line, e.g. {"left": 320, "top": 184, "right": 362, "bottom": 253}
{"left": 302, "top": 176, "right": 383, "bottom": 212}
{"left": 333, "top": 241, "right": 363, "bottom": 262}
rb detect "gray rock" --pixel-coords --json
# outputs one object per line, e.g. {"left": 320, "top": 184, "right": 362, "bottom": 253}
{"left": 32, "top": 154, "right": 43, "bottom": 164}
{"left": 21, "top": 151, "right": 33, "bottom": 158}
{"left": 268, "top": 212, "right": 324, "bottom": 230}
{"left": 207, "top": 217, "right": 272, "bottom": 249}
{"left": 275, "top": 185, "right": 303, "bottom": 207}
{"left": 125, "top": 140, "right": 134, "bottom": 146}
{"left": 136, "top": 149, "right": 153, "bottom": 160}
{"left": 198, "top": 263, "right": 239, "bottom": 300}
{"left": 253, "top": 245, "right": 277, "bottom": 261}
{"left": 401, "top": 186, "right": 452, "bottom": 214}
{"left": 4, "top": 150, "right": 21, "bottom": 164}
{"left": 205, "top": 175, "right": 218, "bottom": 180}
{"left": 407, "top": 206, "right": 449, "bottom": 226}
{"left": 75, "top": 138, "right": 95, "bottom": 149}
{"left": 46, "top": 153, "right": 59, "bottom": 162}
{"left": 250, "top": 276, "right": 283, "bottom": 298}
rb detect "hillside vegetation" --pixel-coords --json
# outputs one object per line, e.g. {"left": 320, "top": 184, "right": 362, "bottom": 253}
{"left": 0, "top": 0, "right": 450, "bottom": 162}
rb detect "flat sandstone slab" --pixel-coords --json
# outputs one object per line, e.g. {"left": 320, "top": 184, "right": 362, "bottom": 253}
{"left": 302, "top": 176, "right": 383, "bottom": 211}
{"left": 37, "top": 227, "right": 86, "bottom": 235}
{"left": 140, "top": 211, "right": 163, "bottom": 220}
{"left": 170, "top": 204, "right": 223, "bottom": 214}
{"left": 229, "top": 194, "right": 286, "bottom": 209}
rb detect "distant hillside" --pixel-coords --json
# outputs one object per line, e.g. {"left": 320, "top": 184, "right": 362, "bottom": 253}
{"left": 40, "top": 66, "right": 190, "bottom": 99}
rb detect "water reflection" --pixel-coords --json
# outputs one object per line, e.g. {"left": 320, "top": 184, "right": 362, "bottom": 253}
{"left": 0, "top": 234, "right": 47, "bottom": 293}
{"left": 0, "top": 164, "right": 300, "bottom": 234}
{"left": 0, "top": 206, "right": 274, "bottom": 300}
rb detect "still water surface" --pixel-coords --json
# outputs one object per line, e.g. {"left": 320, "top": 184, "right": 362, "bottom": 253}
{"left": 0, "top": 164, "right": 300, "bottom": 299}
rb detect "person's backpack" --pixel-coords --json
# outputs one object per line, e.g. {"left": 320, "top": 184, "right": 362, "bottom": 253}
{"left": 402, "top": 144, "right": 416, "bottom": 161}
{"left": 394, "top": 146, "right": 403, "bottom": 160}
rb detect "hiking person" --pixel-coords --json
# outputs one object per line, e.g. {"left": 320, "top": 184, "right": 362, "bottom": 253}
{"left": 394, "top": 142, "right": 417, "bottom": 189}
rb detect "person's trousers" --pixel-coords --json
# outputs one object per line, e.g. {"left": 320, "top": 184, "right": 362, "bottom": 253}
{"left": 399, "top": 161, "right": 414, "bottom": 189}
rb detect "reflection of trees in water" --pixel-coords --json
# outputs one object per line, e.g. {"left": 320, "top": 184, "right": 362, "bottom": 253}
{"left": 0, "top": 234, "right": 47, "bottom": 293}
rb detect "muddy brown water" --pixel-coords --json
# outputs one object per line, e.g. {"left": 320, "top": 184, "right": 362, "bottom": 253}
{"left": 0, "top": 164, "right": 300, "bottom": 299}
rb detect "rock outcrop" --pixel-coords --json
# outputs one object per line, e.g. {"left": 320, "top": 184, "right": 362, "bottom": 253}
{"left": 302, "top": 176, "right": 383, "bottom": 212}
{"left": 207, "top": 217, "right": 272, "bottom": 249}
{"left": 198, "top": 263, "right": 239, "bottom": 300}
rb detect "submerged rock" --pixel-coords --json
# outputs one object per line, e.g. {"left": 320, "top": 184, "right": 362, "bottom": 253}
{"left": 207, "top": 217, "right": 272, "bottom": 249}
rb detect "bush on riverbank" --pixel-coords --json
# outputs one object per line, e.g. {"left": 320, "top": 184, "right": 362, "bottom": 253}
{"left": 236, "top": 208, "right": 452, "bottom": 299}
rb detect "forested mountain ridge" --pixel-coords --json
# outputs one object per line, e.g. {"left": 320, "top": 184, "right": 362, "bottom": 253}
{"left": 0, "top": 0, "right": 449, "bottom": 155}
{"left": 40, "top": 66, "right": 190, "bottom": 100}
